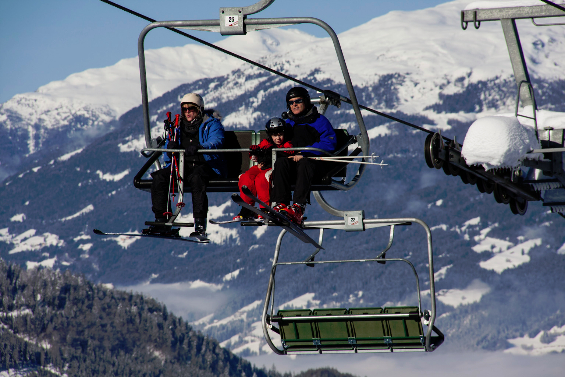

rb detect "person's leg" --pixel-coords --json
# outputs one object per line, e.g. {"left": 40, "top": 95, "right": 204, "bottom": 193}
{"left": 292, "top": 158, "right": 317, "bottom": 205}
{"left": 239, "top": 165, "right": 261, "bottom": 206}
{"left": 255, "top": 168, "right": 272, "bottom": 208}
{"left": 186, "top": 163, "right": 218, "bottom": 237}
{"left": 270, "top": 157, "right": 295, "bottom": 206}
{"left": 150, "top": 167, "right": 173, "bottom": 220}
{"left": 186, "top": 164, "right": 211, "bottom": 219}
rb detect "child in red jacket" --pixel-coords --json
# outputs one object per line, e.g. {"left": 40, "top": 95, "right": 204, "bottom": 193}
{"left": 234, "top": 117, "right": 293, "bottom": 220}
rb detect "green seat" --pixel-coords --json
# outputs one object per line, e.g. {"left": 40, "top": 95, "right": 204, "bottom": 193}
{"left": 348, "top": 307, "right": 388, "bottom": 350}
{"left": 277, "top": 310, "right": 317, "bottom": 351}
{"left": 384, "top": 306, "right": 424, "bottom": 349}
{"left": 312, "top": 308, "right": 352, "bottom": 350}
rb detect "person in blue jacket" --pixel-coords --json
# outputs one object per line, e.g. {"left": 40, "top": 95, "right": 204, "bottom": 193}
{"left": 270, "top": 87, "right": 337, "bottom": 224}
{"left": 144, "top": 93, "right": 227, "bottom": 237}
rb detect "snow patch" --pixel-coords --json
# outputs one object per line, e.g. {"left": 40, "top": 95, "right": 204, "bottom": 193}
{"left": 95, "top": 169, "right": 130, "bottom": 182}
{"left": 434, "top": 264, "right": 452, "bottom": 282}
{"left": 223, "top": 268, "right": 242, "bottom": 282}
{"left": 102, "top": 234, "right": 138, "bottom": 249}
{"left": 3, "top": 229, "right": 65, "bottom": 254}
{"left": 10, "top": 214, "right": 25, "bottom": 222}
{"left": 367, "top": 124, "right": 393, "bottom": 139}
{"left": 204, "top": 300, "right": 261, "bottom": 330}
{"left": 479, "top": 238, "right": 542, "bottom": 273}
{"left": 435, "top": 279, "right": 491, "bottom": 308}
{"left": 60, "top": 204, "right": 94, "bottom": 221}
{"left": 57, "top": 148, "right": 84, "bottom": 162}
{"left": 505, "top": 324, "right": 565, "bottom": 355}
{"left": 78, "top": 243, "right": 93, "bottom": 252}
{"left": 26, "top": 257, "right": 57, "bottom": 270}
{"left": 118, "top": 135, "right": 146, "bottom": 153}
{"left": 253, "top": 225, "right": 268, "bottom": 239}
{"left": 472, "top": 236, "right": 513, "bottom": 253}
{"left": 279, "top": 293, "right": 320, "bottom": 310}
{"left": 73, "top": 234, "right": 91, "bottom": 242}
{"left": 430, "top": 224, "right": 448, "bottom": 231}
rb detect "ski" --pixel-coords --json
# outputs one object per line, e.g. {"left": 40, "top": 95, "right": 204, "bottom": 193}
{"left": 232, "top": 189, "right": 323, "bottom": 249}
{"left": 93, "top": 229, "right": 209, "bottom": 243}
{"left": 209, "top": 218, "right": 264, "bottom": 225}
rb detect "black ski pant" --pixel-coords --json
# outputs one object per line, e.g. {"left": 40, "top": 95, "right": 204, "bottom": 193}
{"left": 151, "top": 162, "right": 218, "bottom": 219}
{"left": 270, "top": 157, "right": 320, "bottom": 206}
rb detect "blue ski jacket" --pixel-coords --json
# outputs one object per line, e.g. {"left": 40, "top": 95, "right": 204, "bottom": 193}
{"left": 285, "top": 107, "right": 337, "bottom": 156}
{"left": 164, "top": 111, "right": 228, "bottom": 178}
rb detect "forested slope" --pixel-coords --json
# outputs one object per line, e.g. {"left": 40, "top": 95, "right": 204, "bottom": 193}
{"left": 0, "top": 260, "right": 282, "bottom": 376}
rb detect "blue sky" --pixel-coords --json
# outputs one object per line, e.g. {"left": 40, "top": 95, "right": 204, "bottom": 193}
{"left": 0, "top": 0, "right": 447, "bottom": 103}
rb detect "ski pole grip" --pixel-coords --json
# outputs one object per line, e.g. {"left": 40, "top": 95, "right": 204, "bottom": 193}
{"left": 174, "top": 114, "right": 180, "bottom": 127}
{"left": 166, "top": 112, "right": 171, "bottom": 122}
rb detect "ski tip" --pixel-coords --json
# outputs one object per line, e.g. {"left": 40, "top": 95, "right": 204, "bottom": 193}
{"left": 93, "top": 229, "right": 104, "bottom": 235}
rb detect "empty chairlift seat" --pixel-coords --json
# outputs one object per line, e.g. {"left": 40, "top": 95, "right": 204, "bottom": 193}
{"left": 273, "top": 306, "right": 428, "bottom": 353}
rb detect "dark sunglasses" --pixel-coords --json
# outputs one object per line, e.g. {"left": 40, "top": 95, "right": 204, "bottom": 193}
{"left": 287, "top": 98, "right": 303, "bottom": 106}
{"left": 182, "top": 106, "right": 197, "bottom": 112}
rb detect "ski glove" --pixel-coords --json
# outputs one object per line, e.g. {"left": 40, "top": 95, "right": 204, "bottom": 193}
{"left": 167, "top": 140, "right": 179, "bottom": 150}
{"left": 184, "top": 145, "right": 201, "bottom": 156}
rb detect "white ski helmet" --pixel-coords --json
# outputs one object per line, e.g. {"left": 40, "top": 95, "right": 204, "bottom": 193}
{"left": 180, "top": 93, "right": 204, "bottom": 112}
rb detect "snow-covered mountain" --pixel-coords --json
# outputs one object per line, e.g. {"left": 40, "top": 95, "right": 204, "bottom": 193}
{"left": 1, "top": 0, "right": 565, "bottom": 361}
{"left": 2, "top": 0, "right": 565, "bottom": 181}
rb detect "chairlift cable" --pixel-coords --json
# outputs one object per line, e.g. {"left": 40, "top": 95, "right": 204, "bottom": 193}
{"left": 101, "top": 0, "right": 449, "bottom": 141}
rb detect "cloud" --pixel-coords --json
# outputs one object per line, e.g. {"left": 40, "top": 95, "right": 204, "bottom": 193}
{"left": 246, "top": 351, "right": 565, "bottom": 377}
{"left": 120, "top": 281, "right": 230, "bottom": 321}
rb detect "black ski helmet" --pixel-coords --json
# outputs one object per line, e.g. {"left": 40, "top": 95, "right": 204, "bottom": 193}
{"left": 286, "top": 87, "right": 311, "bottom": 108}
{"left": 265, "top": 117, "right": 285, "bottom": 134}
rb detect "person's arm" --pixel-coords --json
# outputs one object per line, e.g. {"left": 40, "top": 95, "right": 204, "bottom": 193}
{"left": 308, "top": 117, "right": 337, "bottom": 155}
{"left": 200, "top": 119, "right": 225, "bottom": 149}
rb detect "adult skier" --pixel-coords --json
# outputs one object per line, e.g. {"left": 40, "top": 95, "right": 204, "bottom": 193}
{"left": 143, "top": 93, "right": 227, "bottom": 238}
{"left": 270, "top": 87, "right": 337, "bottom": 224}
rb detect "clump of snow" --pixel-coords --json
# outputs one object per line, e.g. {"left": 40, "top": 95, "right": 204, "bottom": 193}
{"left": 462, "top": 115, "right": 540, "bottom": 170}
{"left": 10, "top": 214, "right": 26, "bottom": 222}
{"left": 60, "top": 204, "right": 94, "bottom": 221}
